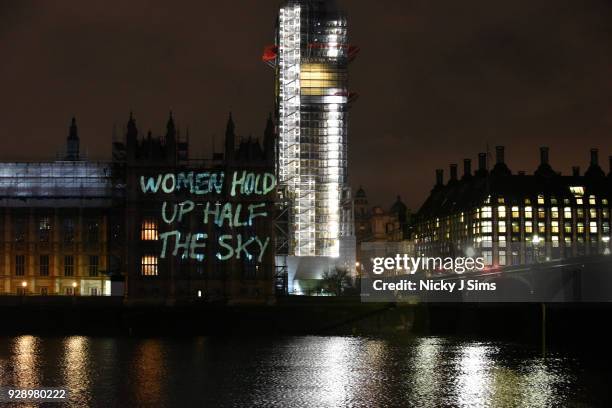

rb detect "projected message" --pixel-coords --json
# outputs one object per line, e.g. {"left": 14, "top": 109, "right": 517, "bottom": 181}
{"left": 140, "top": 170, "right": 276, "bottom": 263}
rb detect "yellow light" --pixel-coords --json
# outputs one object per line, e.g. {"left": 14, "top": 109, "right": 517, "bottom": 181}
{"left": 21, "top": 281, "right": 27, "bottom": 287}
{"left": 72, "top": 282, "right": 77, "bottom": 288}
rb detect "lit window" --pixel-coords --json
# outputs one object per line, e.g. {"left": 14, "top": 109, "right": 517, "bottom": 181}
{"left": 551, "top": 207, "right": 559, "bottom": 219}
{"left": 524, "top": 206, "right": 532, "bottom": 219}
{"left": 498, "top": 221, "right": 506, "bottom": 233}
{"left": 538, "top": 222, "right": 546, "bottom": 234}
{"left": 39, "top": 217, "right": 51, "bottom": 242}
{"left": 524, "top": 198, "right": 531, "bottom": 204}
{"left": 538, "top": 208, "right": 546, "bottom": 219}
{"left": 498, "top": 236, "right": 506, "bottom": 247}
{"left": 589, "top": 222, "right": 598, "bottom": 234}
{"left": 141, "top": 256, "right": 158, "bottom": 276}
{"left": 498, "top": 250, "right": 506, "bottom": 266}
{"left": 141, "top": 219, "right": 159, "bottom": 241}
{"left": 603, "top": 209, "right": 609, "bottom": 219}
{"left": 570, "top": 186, "right": 585, "bottom": 197}
{"left": 537, "top": 195, "right": 545, "bottom": 204}
{"left": 603, "top": 199, "right": 609, "bottom": 205}
{"left": 512, "top": 206, "right": 520, "bottom": 218}
{"left": 589, "top": 208, "right": 597, "bottom": 219}
{"left": 481, "top": 206, "right": 492, "bottom": 219}
{"left": 497, "top": 197, "right": 505, "bottom": 204}
{"left": 576, "top": 198, "right": 583, "bottom": 205}
{"left": 565, "top": 237, "right": 572, "bottom": 245}
{"left": 525, "top": 221, "right": 533, "bottom": 233}
{"left": 564, "top": 222, "right": 572, "bottom": 234}
{"left": 483, "top": 250, "right": 493, "bottom": 266}
{"left": 497, "top": 206, "right": 506, "bottom": 218}
{"left": 577, "top": 222, "right": 585, "bottom": 234}
{"left": 482, "top": 221, "right": 492, "bottom": 233}
{"left": 512, "top": 221, "right": 520, "bottom": 233}
{"left": 564, "top": 207, "right": 572, "bottom": 219}
{"left": 552, "top": 236, "right": 559, "bottom": 248}
{"left": 589, "top": 195, "right": 596, "bottom": 205}
{"left": 551, "top": 221, "right": 559, "bottom": 233}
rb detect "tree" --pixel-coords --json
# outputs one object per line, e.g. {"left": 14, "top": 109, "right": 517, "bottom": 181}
{"left": 321, "top": 267, "right": 352, "bottom": 296}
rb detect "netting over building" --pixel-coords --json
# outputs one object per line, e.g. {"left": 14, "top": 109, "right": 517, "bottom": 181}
{"left": 273, "top": 0, "right": 355, "bottom": 257}
{"left": 0, "top": 162, "right": 113, "bottom": 206}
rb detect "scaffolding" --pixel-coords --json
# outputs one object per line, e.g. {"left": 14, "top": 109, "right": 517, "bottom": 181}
{"left": 0, "top": 162, "right": 113, "bottom": 200}
{"left": 275, "top": 0, "right": 351, "bottom": 258}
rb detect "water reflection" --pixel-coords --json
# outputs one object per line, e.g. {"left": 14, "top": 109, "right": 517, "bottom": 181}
{"left": 62, "top": 336, "right": 91, "bottom": 406}
{"left": 0, "top": 335, "right": 602, "bottom": 407}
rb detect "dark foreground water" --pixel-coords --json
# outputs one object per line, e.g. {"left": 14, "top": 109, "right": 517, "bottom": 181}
{"left": 0, "top": 335, "right": 610, "bottom": 407}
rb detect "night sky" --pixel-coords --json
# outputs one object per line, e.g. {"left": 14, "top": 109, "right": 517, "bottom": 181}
{"left": 2, "top": 0, "right": 611, "bottom": 210}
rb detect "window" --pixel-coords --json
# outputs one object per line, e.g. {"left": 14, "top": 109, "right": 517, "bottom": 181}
{"left": 483, "top": 250, "right": 493, "bottom": 266}
{"left": 481, "top": 206, "right": 492, "bottom": 219}
{"left": 39, "top": 255, "right": 49, "bottom": 276}
{"left": 589, "top": 195, "right": 596, "bottom": 205}
{"left": 577, "top": 222, "right": 585, "bottom": 234}
{"left": 603, "top": 222, "right": 610, "bottom": 234}
{"left": 87, "top": 219, "right": 99, "bottom": 244}
{"left": 141, "top": 256, "right": 158, "bottom": 276}
{"left": 525, "top": 221, "right": 533, "bottom": 234}
{"left": 498, "top": 221, "right": 506, "bottom": 233}
{"left": 511, "top": 206, "right": 520, "bottom": 218}
{"left": 564, "top": 222, "right": 572, "bottom": 234}
{"left": 497, "top": 206, "right": 506, "bottom": 218}
{"left": 39, "top": 217, "right": 51, "bottom": 242}
{"left": 498, "top": 250, "right": 506, "bottom": 266}
{"left": 551, "top": 207, "right": 559, "bottom": 219}
{"left": 482, "top": 221, "right": 492, "bottom": 233}
{"left": 538, "top": 208, "right": 546, "bottom": 219}
{"left": 551, "top": 197, "right": 558, "bottom": 205}
{"left": 552, "top": 236, "right": 559, "bottom": 248}
{"left": 603, "top": 199, "right": 609, "bottom": 205}
{"left": 590, "top": 222, "right": 598, "bottom": 234}
{"left": 512, "top": 221, "right": 520, "bottom": 233}
{"left": 14, "top": 218, "right": 26, "bottom": 243}
{"left": 88, "top": 255, "right": 99, "bottom": 277}
{"left": 141, "top": 219, "right": 159, "bottom": 241}
{"left": 525, "top": 206, "right": 533, "bottom": 219}
{"left": 40, "top": 287, "right": 48, "bottom": 296}
{"left": 603, "top": 209, "right": 609, "bottom": 219}
{"left": 590, "top": 208, "right": 597, "bottom": 219}
{"left": 564, "top": 207, "right": 572, "bottom": 219}
{"left": 63, "top": 218, "right": 75, "bottom": 244}
{"left": 15, "top": 255, "right": 25, "bottom": 276}
{"left": 551, "top": 221, "right": 559, "bottom": 234}
{"left": 498, "top": 236, "right": 506, "bottom": 247}
{"left": 537, "top": 195, "right": 545, "bottom": 205}
{"left": 65, "top": 287, "right": 74, "bottom": 296}
{"left": 577, "top": 208, "right": 584, "bottom": 218}
{"left": 90, "top": 288, "right": 99, "bottom": 296}
{"left": 576, "top": 198, "right": 583, "bottom": 205}
{"left": 538, "top": 222, "right": 546, "bottom": 234}
{"left": 64, "top": 255, "right": 74, "bottom": 276}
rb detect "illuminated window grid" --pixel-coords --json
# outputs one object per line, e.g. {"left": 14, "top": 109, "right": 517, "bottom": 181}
{"left": 141, "top": 256, "right": 158, "bottom": 276}
{"left": 141, "top": 219, "right": 159, "bottom": 241}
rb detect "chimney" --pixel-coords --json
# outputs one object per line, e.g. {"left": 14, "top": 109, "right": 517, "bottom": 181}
{"left": 463, "top": 159, "right": 472, "bottom": 177}
{"left": 496, "top": 146, "right": 505, "bottom": 164}
{"left": 591, "top": 148, "right": 599, "bottom": 166}
{"left": 435, "top": 169, "right": 444, "bottom": 186}
{"left": 572, "top": 166, "right": 580, "bottom": 177}
{"left": 478, "top": 153, "right": 487, "bottom": 172}
{"left": 540, "top": 147, "right": 549, "bottom": 165}
{"left": 450, "top": 164, "right": 458, "bottom": 181}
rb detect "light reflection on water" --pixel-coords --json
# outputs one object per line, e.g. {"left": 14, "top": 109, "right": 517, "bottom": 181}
{"left": 0, "top": 335, "right": 604, "bottom": 407}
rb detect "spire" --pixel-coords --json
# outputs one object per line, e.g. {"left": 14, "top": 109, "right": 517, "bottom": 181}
{"left": 225, "top": 112, "right": 235, "bottom": 161}
{"left": 65, "top": 116, "right": 80, "bottom": 160}
{"left": 68, "top": 117, "right": 78, "bottom": 140}
{"left": 166, "top": 111, "right": 176, "bottom": 139}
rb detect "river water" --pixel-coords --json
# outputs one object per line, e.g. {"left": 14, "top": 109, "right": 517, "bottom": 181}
{"left": 0, "top": 335, "right": 609, "bottom": 407}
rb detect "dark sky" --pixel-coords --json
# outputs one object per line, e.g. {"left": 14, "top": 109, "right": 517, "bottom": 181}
{"left": 2, "top": 0, "right": 612, "bottom": 210}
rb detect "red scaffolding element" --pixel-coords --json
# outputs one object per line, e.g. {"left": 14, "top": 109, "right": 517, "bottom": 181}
{"left": 262, "top": 45, "right": 278, "bottom": 62}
